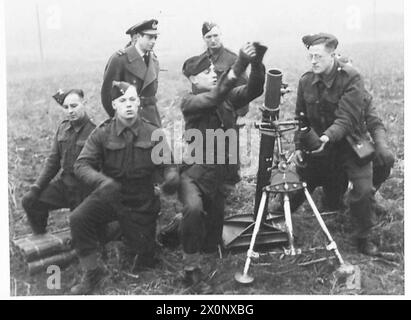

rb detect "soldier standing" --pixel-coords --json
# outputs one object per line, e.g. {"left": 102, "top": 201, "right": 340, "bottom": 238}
{"left": 70, "top": 82, "right": 179, "bottom": 294}
{"left": 101, "top": 19, "right": 162, "bottom": 127}
{"left": 21, "top": 89, "right": 95, "bottom": 235}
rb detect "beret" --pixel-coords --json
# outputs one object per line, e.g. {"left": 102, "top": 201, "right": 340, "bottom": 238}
{"left": 111, "top": 81, "right": 133, "bottom": 101}
{"left": 53, "top": 89, "right": 84, "bottom": 106}
{"left": 182, "top": 54, "right": 212, "bottom": 77}
{"left": 202, "top": 21, "right": 218, "bottom": 36}
{"left": 126, "top": 19, "right": 159, "bottom": 35}
{"left": 302, "top": 33, "right": 338, "bottom": 49}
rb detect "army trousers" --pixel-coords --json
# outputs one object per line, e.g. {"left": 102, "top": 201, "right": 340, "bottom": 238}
{"left": 178, "top": 172, "right": 225, "bottom": 255}
{"left": 70, "top": 191, "right": 159, "bottom": 259}
{"left": 292, "top": 153, "right": 377, "bottom": 239}
{"left": 319, "top": 161, "right": 392, "bottom": 209}
{"left": 22, "top": 178, "right": 85, "bottom": 234}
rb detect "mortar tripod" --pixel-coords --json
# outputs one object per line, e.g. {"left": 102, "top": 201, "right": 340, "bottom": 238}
{"left": 235, "top": 120, "right": 351, "bottom": 284}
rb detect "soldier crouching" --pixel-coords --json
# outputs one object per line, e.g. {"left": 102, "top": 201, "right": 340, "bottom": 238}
{"left": 21, "top": 89, "right": 96, "bottom": 235}
{"left": 69, "top": 81, "right": 179, "bottom": 295}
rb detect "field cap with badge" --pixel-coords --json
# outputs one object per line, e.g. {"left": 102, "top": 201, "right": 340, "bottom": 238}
{"left": 126, "top": 19, "right": 159, "bottom": 36}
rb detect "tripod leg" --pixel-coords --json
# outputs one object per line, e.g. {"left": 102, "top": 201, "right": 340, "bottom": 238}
{"left": 235, "top": 191, "right": 268, "bottom": 284}
{"left": 303, "top": 188, "right": 345, "bottom": 265}
{"left": 283, "top": 193, "right": 297, "bottom": 255}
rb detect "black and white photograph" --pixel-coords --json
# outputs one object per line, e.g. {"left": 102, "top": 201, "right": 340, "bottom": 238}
{"left": 2, "top": 0, "right": 405, "bottom": 297}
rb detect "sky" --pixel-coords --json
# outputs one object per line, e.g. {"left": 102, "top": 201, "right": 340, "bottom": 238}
{"left": 4, "top": 0, "right": 404, "bottom": 62}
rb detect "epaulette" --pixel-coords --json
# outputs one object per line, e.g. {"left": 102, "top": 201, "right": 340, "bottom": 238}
{"left": 97, "top": 118, "right": 113, "bottom": 128}
{"left": 88, "top": 117, "right": 96, "bottom": 126}
{"left": 116, "top": 49, "right": 126, "bottom": 57}
{"left": 224, "top": 47, "right": 238, "bottom": 57}
{"left": 300, "top": 70, "right": 314, "bottom": 81}
{"left": 56, "top": 119, "right": 71, "bottom": 134}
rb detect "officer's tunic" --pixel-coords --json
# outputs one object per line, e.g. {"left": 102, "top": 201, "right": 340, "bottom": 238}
{"left": 179, "top": 63, "right": 265, "bottom": 254}
{"left": 22, "top": 115, "right": 96, "bottom": 233}
{"left": 101, "top": 45, "right": 161, "bottom": 126}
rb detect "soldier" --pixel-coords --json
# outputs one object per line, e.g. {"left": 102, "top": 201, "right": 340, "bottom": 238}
{"left": 21, "top": 89, "right": 95, "bottom": 235}
{"left": 179, "top": 42, "right": 266, "bottom": 293}
{"left": 101, "top": 19, "right": 161, "bottom": 127}
{"left": 200, "top": 22, "right": 247, "bottom": 86}
{"left": 298, "top": 55, "right": 394, "bottom": 213}
{"left": 292, "top": 33, "right": 386, "bottom": 256}
{"left": 333, "top": 55, "right": 394, "bottom": 193}
{"left": 200, "top": 21, "right": 249, "bottom": 186}
{"left": 320, "top": 86, "right": 395, "bottom": 212}
{"left": 70, "top": 82, "right": 179, "bottom": 294}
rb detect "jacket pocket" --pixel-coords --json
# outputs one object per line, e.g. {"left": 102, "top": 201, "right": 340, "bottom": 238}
{"left": 103, "top": 140, "right": 127, "bottom": 170}
{"left": 133, "top": 140, "right": 156, "bottom": 170}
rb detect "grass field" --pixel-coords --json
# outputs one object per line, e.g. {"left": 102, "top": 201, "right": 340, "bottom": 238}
{"left": 7, "top": 40, "right": 404, "bottom": 295}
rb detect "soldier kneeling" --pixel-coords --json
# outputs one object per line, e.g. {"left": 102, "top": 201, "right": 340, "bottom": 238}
{"left": 70, "top": 82, "right": 179, "bottom": 295}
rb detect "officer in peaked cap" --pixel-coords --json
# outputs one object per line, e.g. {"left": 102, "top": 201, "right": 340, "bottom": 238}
{"left": 126, "top": 19, "right": 159, "bottom": 36}
{"left": 101, "top": 18, "right": 162, "bottom": 127}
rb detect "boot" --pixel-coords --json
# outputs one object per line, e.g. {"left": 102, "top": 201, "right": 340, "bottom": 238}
{"left": 71, "top": 253, "right": 106, "bottom": 295}
{"left": 70, "top": 265, "right": 107, "bottom": 295}
{"left": 182, "top": 252, "right": 213, "bottom": 294}
{"left": 357, "top": 238, "right": 380, "bottom": 256}
{"left": 158, "top": 213, "right": 182, "bottom": 249}
{"left": 183, "top": 267, "right": 213, "bottom": 294}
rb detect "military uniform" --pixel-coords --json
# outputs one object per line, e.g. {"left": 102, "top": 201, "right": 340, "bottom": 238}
{"left": 294, "top": 58, "right": 377, "bottom": 238}
{"left": 199, "top": 45, "right": 251, "bottom": 185}
{"left": 101, "top": 46, "right": 161, "bottom": 126}
{"left": 320, "top": 95, "right": 394, "bottom": 210}
{"left": 22, "top": 114, "right": 96, "bottom": 234}
{"left": 70, "top": 116, "right": 174, "bottom": 260}
{"left": 179, "top": 60, "right": 265, "bottom": 255}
